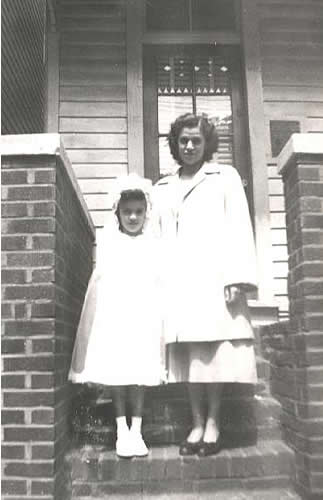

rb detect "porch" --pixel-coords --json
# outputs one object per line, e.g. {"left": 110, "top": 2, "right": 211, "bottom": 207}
{"left": 2, "top": 0, "right": 323, "bottom": 499}
{"left": 2, "top": 132, "right": 323, "bottom": 499}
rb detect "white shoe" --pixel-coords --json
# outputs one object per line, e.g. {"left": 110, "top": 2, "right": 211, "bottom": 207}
{"left": 131, "top": 431, "right": 149, "bottom": 457}
{"left": 116, "top": 431, "right": 134, "bottom": 458}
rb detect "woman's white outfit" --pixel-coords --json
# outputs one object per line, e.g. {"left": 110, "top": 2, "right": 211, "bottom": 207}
{"left": 69, "top": 175, "right": 164, "bottom": 387}
{"left": 154, "top": 162, "right": 258, "bottom": 384}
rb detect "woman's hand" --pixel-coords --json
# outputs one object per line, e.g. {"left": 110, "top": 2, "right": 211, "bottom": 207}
{"left": 224, "top": 285, "right": 243, "bottom": 305}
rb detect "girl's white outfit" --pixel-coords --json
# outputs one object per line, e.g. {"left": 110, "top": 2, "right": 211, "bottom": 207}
{"left": 69, "top": 176, "right": 164, "bottom": 387}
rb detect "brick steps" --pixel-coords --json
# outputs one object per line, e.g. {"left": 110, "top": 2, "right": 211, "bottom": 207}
{"left": 74, "top": 420, "right": 282, "bottom": 450}
{"left": 66, "top": 440, "right": 297, "bottom": 499}
{"left": 72, "top": 388, "right": 282, "bottom": 447}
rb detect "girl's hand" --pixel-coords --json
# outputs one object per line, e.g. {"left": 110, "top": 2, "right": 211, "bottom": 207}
{"left": 224, "top": 285, "right": 243, "bottom": 305}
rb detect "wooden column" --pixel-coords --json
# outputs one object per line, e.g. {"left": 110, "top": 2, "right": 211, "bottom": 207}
{"left": 126, "top": 0, "right": 145, "bottom": 176}
{"left": 46, "top": 32, "right": 59, "bottom": 132}
{"left": 240, "top": 0, "right": 274, "bottom": 302}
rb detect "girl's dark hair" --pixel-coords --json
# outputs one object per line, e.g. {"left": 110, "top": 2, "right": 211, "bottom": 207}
{"left": 168, "top": 113, "right": 218, "bottom": 165}
{"left": 118, "top": 189, "right": 147, "bottom": 206}
{"left": 116, "top": 189, "right": 147, "bottom": 231}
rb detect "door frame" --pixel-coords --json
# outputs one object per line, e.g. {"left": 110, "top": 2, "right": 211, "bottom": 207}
{"left": 126, "top": 0, "right": 274, "bottom": 302}
{"left": 143, "top": 44, "right": 253, "bottom": 215}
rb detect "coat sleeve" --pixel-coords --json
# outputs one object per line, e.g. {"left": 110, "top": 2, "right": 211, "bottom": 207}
{"left": 223, "top": 167, "right": 258, "bottom": 291}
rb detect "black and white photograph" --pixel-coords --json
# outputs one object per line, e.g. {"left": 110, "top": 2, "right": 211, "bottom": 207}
{"left": 1, "top": 1, "right": 323, "bottom": 499}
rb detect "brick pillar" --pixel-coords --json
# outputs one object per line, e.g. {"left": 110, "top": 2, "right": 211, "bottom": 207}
{"left": 278, "top": 133, "right": 323, "bottom": 500}
{"left": 1, "top": 135, "right": 95, "bottom": 500}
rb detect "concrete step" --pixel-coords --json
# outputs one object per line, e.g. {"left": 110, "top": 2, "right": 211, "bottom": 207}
{"left": 65, "top": 440, "right": 296, "bottom": 499}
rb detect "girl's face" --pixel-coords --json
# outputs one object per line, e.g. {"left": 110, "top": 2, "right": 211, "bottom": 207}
{"left": 178, "top": 125, "right": 206, "bottom": 172}
{"left": 117, "top": 199, "right": 147, "bottom": 236}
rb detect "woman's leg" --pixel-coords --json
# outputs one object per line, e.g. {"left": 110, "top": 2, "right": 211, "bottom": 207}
{"left": 128, "top": 385, "right": 148, "bottom": 456}
{"left": 128, "top": 385, "right": 145, "bottom": 418}
{"left": 203, "top": 383, "right": 223, "bottom": 442}
{"left": 186, "top": 383, "right": 205, "bottom": 443}
{"left": 112, "top": 386, "right": 134, "bottom": 457}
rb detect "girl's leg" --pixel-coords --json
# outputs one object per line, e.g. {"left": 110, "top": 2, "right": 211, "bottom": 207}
{"left": 113, "top": 386, "right": 132, "bottom": 457}
{"left": 186, "top": 383, "right": 205, "bottom": 443}
{"left": 203, "top": 383, "right": 223, "bottom": 442}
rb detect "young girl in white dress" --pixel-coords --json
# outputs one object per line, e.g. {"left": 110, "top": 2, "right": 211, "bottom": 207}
{"left": 69, "top": 174, "right": 165, "bottom": 458}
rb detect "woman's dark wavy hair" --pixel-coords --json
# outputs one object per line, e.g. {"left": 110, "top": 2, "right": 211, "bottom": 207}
{"left": 168, "top": 113, "right": 219, "bottom": 165}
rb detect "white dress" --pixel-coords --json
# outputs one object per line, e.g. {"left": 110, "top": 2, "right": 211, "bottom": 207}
{"left": 69, "top": 174, "right": 165, "bottom": 387}
{"left": 69, "top": 229, "right": 164, "bottom": 386}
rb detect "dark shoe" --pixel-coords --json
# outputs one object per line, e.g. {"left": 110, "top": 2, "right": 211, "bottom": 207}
{"left": 197, "top": 436, "right": 223, "bottom": 457}
{"left": 179, "top": 439, "right": 202, "bottom": 456}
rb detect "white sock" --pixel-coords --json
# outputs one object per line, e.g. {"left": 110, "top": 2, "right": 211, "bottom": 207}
{"left": 131, "top": 416, "right": 142, "bottom": 434}
{"left": 116, "top": 416, "right": 128, "bottom": 437}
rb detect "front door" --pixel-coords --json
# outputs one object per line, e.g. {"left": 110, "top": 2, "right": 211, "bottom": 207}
{"left": 143, "top": 45, "right": 253, "bottom": 211}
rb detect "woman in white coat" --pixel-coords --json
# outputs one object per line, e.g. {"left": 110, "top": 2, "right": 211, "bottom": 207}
{"left": 154, "top": 113, "right": 258, "bottom": 457}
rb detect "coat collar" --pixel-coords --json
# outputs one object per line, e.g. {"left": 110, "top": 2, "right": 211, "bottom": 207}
{"left": 169, "top": 161, "right": 222, "bottom": 200}
{"left": 156, "top": 161, "right": 223, "bottom": 207}
{"left": 178, "top": 161, "right": 220, "bottom": 175}
{"left": 165, "top": 161, "right": 221, "bottom": 182}
{"left": 166, "top": 162, "right": 221, "bottom": 198}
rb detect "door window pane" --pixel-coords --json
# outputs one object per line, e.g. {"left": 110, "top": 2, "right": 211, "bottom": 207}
{"left": 146, "top": 0, "right": 189, "bottom": 31}
{"left": 196, "top": 96, "right": 233, "bottom": 165}
{"left": 159, "top": 137, "right": 178, "bottom": 176}
{"left": 192, "top": 0, "right": 236, "bottom": 30}
{"left": 145, "top": 0, "right": 237, "bottom": 32}
{"left": 157, "top": 52, "right": 234, "bottom": 174}
{"left": 158, "top": 96, "right": 192, "bottom": 135}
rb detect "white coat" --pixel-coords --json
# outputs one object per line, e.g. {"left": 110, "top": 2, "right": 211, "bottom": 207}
{"left": 154, "top": 162, "right": 258, "bottom": 345}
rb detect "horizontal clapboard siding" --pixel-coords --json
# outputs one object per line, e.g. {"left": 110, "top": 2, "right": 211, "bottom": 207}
{"left": 58, "top": 0, "right": 127, "bottom": 230}
{"left": 1, "top": 0, "right": 46, "bottom": 134}
{"left": 259, "top": 0, "right": 323, "bottom": 317}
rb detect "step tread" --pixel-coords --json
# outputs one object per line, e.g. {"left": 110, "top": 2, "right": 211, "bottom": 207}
{"left": 71, "top": 489, "right": 301, "bottom": 499}
{"left": 66, "top": 439, "right": 295, "bottom": 485}
{"left": 67, "top": 439, "right": 294, "bottom": 463}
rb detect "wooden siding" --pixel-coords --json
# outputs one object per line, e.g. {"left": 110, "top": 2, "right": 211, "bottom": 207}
{"left": 58, "top": 0, "right": 128, "bottom": 231}
{"left": 57, "top": 0, "right": 322, "bottom": 316}
{"left": 1, "top": 0, "right": 46, "bottom": 134}
{"left": 258, "top": 0, "right": 323, "bottom": 316}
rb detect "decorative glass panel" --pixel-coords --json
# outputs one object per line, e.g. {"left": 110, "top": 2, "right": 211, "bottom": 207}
{"left": 157, "top": 55, "right": 230, "bottom": 96}
{"left": 156, "top": 53, "right": 233, "bottom": 176}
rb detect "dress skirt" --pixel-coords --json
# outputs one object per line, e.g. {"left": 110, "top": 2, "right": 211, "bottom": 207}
{"left": 167, "top": 339, "right": 257, "bottom": 384}
{"left": 69, "top": 234, "right": 164, "bottom": 387}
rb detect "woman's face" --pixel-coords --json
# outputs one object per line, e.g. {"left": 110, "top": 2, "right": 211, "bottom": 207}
{"left": 117, "top": 199, "right": 147, "bottom": 236}
{"left": 178, "top": 126, "right": 206, "bottom": 172}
